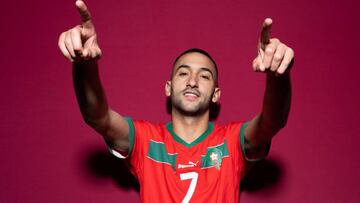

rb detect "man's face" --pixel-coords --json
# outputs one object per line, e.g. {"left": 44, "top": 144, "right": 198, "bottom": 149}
{"left": 165, "top": 52, "right": 221, "bottom": 116}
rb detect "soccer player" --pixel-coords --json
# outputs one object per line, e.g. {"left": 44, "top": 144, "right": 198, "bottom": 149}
{"left": 58, "top": 1, "right": 294, "bottom": 202}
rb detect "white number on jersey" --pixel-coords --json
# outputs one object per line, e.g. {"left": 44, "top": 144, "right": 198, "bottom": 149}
{"left": 180, "top": 172, "right": 199, "bottom": 203}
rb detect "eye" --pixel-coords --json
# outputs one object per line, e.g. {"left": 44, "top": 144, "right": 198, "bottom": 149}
{"left": 200, "top": 75, "right": 210, "bottom": 80}
{"left": 178, "top": 72, "right": 188, "bottom": 76}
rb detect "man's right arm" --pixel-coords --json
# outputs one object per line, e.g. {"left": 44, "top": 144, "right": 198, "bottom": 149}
{"left": 58, "top": 0, "right": 130, "bottom": 152}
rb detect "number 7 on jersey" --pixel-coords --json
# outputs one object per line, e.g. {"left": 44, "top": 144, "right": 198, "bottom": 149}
{"left": 180, "top": 172, "right": 199, "bottom": 203}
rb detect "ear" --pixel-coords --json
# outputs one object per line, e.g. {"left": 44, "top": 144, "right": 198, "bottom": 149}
{"left": 165, "top": 81, "right": 171, "bottom": 97}
{"left": 212, "top": 87, "right": 221, "bottom": 103}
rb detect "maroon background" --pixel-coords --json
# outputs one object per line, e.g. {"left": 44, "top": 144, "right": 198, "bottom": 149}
{"left": 1, "top": 0, "right": 359, "bottom": 202}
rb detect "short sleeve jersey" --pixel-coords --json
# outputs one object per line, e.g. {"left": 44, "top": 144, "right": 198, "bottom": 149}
{"left": 110, "top": 118, "right": 250, "bottom": 203}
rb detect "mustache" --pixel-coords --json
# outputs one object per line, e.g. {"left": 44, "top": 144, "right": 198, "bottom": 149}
{"left": 183, "top": 88, "right": 200, "bottom": 96}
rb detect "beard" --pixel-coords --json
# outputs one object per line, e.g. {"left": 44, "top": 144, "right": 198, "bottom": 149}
{"left": 170, "top": 88, "right": 213, "bottom": 117}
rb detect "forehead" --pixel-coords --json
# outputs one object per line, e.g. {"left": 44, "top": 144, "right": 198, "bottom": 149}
{"left": 173, "top": 52, "right": 216, "bottom": 73}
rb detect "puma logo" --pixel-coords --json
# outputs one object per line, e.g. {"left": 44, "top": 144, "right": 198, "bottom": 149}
{"left": 178, "top": 161, "right": 199, "bottom": 169}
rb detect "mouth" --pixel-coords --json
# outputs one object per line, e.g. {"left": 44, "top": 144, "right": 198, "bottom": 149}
{"left": 183, "top": 89, "right": 200, "bottom": 97}
{"left": 183, "top": 89, "right": 200, "bottom": 100}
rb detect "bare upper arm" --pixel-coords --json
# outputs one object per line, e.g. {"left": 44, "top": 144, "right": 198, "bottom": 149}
{"left": 91, "top": 109, "right": 130, "bottom": 152}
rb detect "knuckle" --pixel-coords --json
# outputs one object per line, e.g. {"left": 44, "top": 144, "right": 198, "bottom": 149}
{"left": 271, "top": 38, "right": 280, "bottom": 43}
{"left": 70, "top": 28, "right": 76, "bottom": 36}
{"left": 274, "top": 54, "right": 283, "bottom": 61}
{"left": 83, "top": 29, "right": 95, "bottom": 38}
{"left": 59, "top": 32, "right": 65, "bottom": 39}
{"left": 64, "top": 37, "right": 71, "bottom": 47}
{"left": 74, "top": 27, "right": 82, "bottom": 35}
{"left": 265, "top": 47, "right": 274, "bottom": 55}
{"left": 278, "top": 43, "right": 286, "bottom": 50}
{"left": 288, "top": 48, "right": 294, "bottom": 55}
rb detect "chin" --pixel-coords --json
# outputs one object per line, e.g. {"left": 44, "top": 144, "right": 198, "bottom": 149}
{"left": 176, "top": 105, "right": 209, "bottom": 117}
{"left": 171, "top": 96, "right": 211, "bottom": 116}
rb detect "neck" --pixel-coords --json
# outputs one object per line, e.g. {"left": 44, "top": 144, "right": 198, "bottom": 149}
{"left": 171, "top": 109, "right": 210, "bottom": 144}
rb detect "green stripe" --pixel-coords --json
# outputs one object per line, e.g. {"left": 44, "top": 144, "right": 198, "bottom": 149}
{"left": 125, "top": 117, "right": 135, "bottom": 155}
{"left": 147, "top": 140, "right": 177, "bottom": 171}
{"left": 240, "top": 121, "right": 249, "bottom": 160}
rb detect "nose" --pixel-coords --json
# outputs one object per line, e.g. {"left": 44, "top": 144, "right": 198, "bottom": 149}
{"left": 186, "top": 73, "right": 198, "bottom": 88}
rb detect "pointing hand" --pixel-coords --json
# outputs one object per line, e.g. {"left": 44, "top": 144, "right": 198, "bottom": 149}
{"left": 58, "top": 0, "right": 101, "bottom": 62}
{"left": 252, "top": 18, "right": 294, "bottom": 75}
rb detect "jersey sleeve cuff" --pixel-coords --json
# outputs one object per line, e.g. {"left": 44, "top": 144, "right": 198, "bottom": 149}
{"left": 107, "top": 117, "right": 135, "bottom": 159}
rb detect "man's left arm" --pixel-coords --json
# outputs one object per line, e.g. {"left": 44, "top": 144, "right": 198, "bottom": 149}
{"left": 243, "top": 18, "right": 294, "bottom": 160}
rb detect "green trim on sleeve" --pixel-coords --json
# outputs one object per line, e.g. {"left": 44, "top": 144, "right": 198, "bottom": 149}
{"left": 240, "top": 121, "right": 270, "bottom": 162}
{"left": 125, "top": 117, "right": 135, "bottom": 155}
{"left": 240, "top": 121, "right": 250, "bottom": 160}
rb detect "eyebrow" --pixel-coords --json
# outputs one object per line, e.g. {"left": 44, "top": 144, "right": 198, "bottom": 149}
{"left": 175, "top": 65, "right": 214, "bottom": 77}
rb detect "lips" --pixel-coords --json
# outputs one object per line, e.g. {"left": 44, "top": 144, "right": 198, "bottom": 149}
{"left": 183, "top": 89, "right": 200, "bottom": 97}
{"left": 184, "top": 92, "right": 199, "bottom": 97}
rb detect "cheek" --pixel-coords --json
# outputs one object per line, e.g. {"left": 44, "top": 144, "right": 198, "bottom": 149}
{"left": 200, "top": 82, "right": 215, "bottom": 93}
{"left": 171, "top": 80, "right": 184, "bottom": 92}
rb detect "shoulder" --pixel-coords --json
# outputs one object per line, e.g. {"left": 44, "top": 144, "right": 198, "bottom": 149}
{"left": 130, "top": 118, "right": 168, "bottom": 138}
{"left": 211, "top": 121, "right": 248, "bottom": 146}
{"left": 213, "top": 121, "right": 246, "bottom": 133}
{"left": 131, "top": 118, "right": 165, "bottom": 130}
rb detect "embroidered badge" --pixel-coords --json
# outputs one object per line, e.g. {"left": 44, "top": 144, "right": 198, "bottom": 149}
{"left": 206, "top": 148, "right": 223, "bottom": 170}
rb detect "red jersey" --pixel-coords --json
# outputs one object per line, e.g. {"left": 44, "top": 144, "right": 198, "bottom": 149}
{"left": 109, "top": 118, "right": 250, "bottom": 203}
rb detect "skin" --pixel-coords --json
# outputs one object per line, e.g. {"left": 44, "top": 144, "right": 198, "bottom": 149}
{"left": 165, "top": 52, "right": 221, "bottom": 143}
{"left": 58, "top": 0, "right": 294, "bottom": 158}
{"left": 59, "top": 0, "right": 129, "bottom": 151}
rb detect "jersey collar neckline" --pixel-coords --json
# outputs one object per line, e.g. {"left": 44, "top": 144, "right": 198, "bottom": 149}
{"left": 166, "top": 122, "right": 214, "bottom": 148}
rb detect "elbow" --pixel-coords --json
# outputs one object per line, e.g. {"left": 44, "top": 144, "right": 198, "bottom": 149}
{"left": 277, "top": 118, "right": 288, "bottom": 130}
{"left": 83, "top": 115, "right": 109, "bottom": 132}
{"left": 260, "top": 115, "right": 288, "bottom": 136}
{"left": 271, "top": 118, "right": 288, "bottom": 133}
{"left": 83, "top": 117, "right": 97, "bottom": 127}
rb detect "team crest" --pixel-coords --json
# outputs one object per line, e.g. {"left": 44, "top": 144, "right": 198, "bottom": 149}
{"left": 205, "top": 148, "right": 223, "bottom": 170}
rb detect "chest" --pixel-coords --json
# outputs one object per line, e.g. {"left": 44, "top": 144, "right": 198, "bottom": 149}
{"left": 145, "top": 138, "right": 233, "bottom": 173}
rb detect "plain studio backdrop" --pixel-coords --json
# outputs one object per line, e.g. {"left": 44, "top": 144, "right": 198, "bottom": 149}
{"left": 1, "top": 0, "right": 359, "bottom": 202}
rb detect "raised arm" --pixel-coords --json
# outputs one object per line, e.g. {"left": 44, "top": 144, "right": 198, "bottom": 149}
{"left": 58, "top": 0, "right": 130, "bottom": 152}
{"left": 244, "top": 18, "right": 294, "bottom": 160}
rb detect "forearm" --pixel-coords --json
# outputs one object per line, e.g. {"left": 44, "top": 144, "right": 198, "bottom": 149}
{"left": 243, "top": 19, "right": 294, "bottom": 158}
{"left": 260, "top": 72, "right": 292, "bottom": 135}
{"left": 72, "top": 60, "right": 109, "bottom": 127}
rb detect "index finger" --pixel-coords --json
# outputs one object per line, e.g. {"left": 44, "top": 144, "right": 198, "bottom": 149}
{"left": 75, "top": 0, "right": 93, "bottom": 28}
{"left": 260, "top": 18, "right": 273, "bottom": 49}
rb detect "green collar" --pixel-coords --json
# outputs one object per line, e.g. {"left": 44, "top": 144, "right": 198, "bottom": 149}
{"left": 166, "top": 122, "right": 214, "bottom": 148}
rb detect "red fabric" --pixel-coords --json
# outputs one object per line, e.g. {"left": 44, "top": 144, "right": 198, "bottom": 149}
{"left": 2, "top": 0, "right": 360, "bottom": 202}
{"left": 129, "top": 120, "right": 247, "bottom": 203}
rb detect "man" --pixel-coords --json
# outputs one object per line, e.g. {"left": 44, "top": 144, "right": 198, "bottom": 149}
{"left": 58, "top": 1, "right": 294, "bottom": 202}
